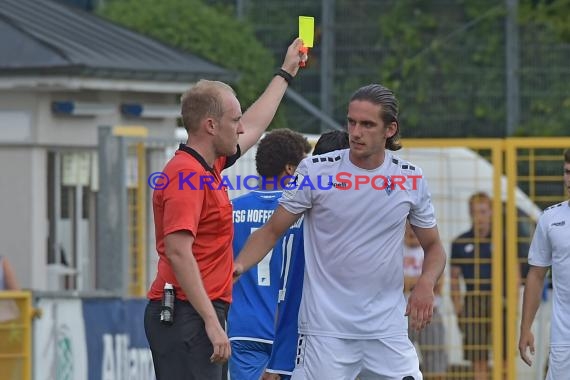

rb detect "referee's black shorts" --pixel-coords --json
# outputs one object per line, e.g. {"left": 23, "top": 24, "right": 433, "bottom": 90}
{"left": 144, "top": 299, "right": 228, "bottom": 380}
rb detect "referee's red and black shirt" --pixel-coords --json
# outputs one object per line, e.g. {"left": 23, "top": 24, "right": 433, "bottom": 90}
{"left": 148, "top": 144, "right": 240, "bottom": 303}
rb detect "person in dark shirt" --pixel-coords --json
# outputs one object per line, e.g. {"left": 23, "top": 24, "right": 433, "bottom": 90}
{"left": 450, "top": 192, "right": 518, "bottom": 380}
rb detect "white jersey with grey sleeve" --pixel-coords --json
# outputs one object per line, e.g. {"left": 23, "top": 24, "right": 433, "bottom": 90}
{"left": 279, "top": 148, "right": 436, "bottom": 339}
{"left": 528, "top": 201, "right": 570, "bottom": 347}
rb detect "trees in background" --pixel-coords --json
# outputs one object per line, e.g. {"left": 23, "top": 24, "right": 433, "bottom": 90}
{"left": 98, "top": 0, "right": 288, "bottom": 128}
{"left": 100, "top": 0, "right": 570, "bottom": 137}
{"left": 244, "top": 0, "right": 570, "bottom": 137}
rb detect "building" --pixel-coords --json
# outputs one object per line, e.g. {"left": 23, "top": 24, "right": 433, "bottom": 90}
{"left": 0, "top": 0, "right": 233, "bottom": 291}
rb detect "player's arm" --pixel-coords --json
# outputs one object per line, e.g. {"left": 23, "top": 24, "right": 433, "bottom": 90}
{"left": 434, "top": 271, "right": 444, "bottom": 295}
{"left": 413, "top": 225, "right": 446, "bottom": 292}
{"left": 234, "top": 205, "right": 302, "bottom": 278}
{"left": 519, "top": 212, "right": 552, "bottom": 366}
{"left": 238, "top": 39, "right": 306, "bottom": 154}
{"left": 407, "top": 225, "right": 446, "bottom": 331}
{"left": 518, "top": 265, "right": 549, "bottom": 366}
{"left": 164, "top": 231, "right": 230, "bottom": 363}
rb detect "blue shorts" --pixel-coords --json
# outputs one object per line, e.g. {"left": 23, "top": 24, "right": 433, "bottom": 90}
{"left": 229, "top": 340, "right": 272, "bottom": 380}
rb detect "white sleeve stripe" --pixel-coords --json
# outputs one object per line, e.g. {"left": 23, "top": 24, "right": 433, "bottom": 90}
{"left": 264, "top": 369, "right": 293, "bottom": 375}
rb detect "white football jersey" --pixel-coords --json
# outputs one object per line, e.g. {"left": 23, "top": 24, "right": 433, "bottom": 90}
{"left": 280, "top": 148, "right": 436, "bottom": 339}
{"left": 528, "top": 200, "right": 570, "bottom": 346}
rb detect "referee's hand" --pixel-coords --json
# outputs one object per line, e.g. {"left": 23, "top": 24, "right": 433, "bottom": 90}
{"left": 205, "top": 318, "right": 231, "bottom": 363}
{"left": 405, "top": 277, "right": 434, "bottom": 331}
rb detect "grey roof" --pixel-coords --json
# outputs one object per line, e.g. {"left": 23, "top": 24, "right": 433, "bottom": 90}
{"left": 0, "top": 0, "right": 234, "bottom": 82}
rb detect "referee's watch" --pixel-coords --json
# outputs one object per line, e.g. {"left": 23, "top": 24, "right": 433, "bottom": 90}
{"left": 275, "top": 68, "right": 293, "bottom": 85}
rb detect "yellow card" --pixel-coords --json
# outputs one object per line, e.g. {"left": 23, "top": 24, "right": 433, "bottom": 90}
{"left": 299, "top": 16, "right": 315, "bottom": 48}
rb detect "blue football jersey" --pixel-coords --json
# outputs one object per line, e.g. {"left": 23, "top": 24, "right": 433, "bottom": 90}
{"left": 266, "top": 225, "right": 305, "bottom": 375}
{"left": 228, "top": 190, "right": 303, "bottom": 342}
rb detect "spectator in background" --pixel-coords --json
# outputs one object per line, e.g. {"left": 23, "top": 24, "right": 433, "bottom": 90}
{"left": 0, "top": 256, "right": 19, "bottom": 291}
{"left": 404, "top": 221, "right": 448, "bottom": 380}
{"left": 519, "top": 148, "right": 570, "bottom": 380}
{"left": 263, "top": 130, "right": 350, "bottom": 380}
{"left": 450, "top": 191, "right": 517, "bottom": 380}
{"left": 227, "top": 128, "right": 310, "bottom": 380}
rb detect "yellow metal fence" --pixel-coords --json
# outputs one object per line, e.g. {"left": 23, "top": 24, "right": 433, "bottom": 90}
{"left": 0, "top": 291, "right": 32, "bottom": 380}
{"left": 127, "top": 142, "right": 148, "bottom": 297}
{"left": 399, "top": 138, "right": 570, "bottom": 379}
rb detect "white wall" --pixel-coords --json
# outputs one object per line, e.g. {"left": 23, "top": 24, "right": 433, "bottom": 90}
{"left": 0, "top": 87, "right": 182, "bottom": 291}
{"left": 0, "top": 147, "right": 47, "bottom": 289}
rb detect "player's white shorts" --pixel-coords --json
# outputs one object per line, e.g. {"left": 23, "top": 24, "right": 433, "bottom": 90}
{"left": 291, "top": 334, "right": 423, "bottom": 380}
{"left": 546, "top": 346, "right": 570, "bottom": 380}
